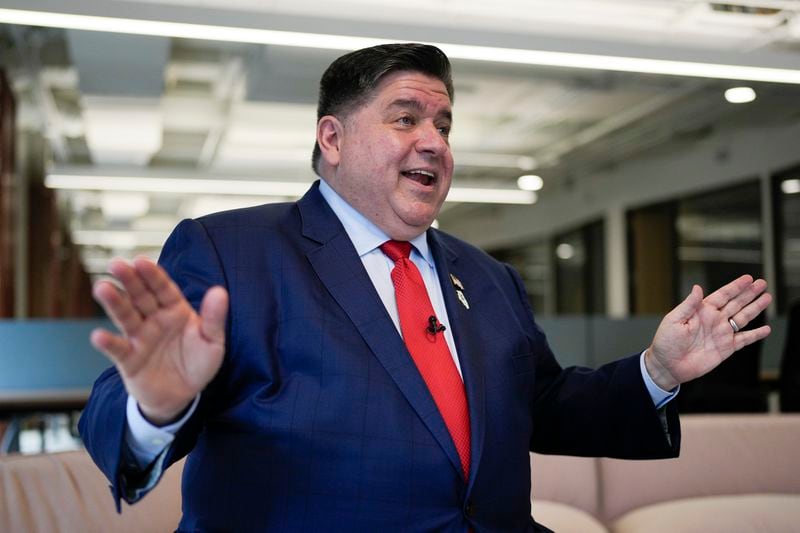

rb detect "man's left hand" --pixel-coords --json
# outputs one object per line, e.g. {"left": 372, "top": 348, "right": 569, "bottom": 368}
{"left": 645, "top": 275, "right": 772, "bottom": 391}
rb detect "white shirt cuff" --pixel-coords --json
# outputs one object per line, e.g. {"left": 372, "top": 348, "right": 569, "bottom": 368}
{"left": 640, "top": 351, "right": 679, "bottom": 409}
{"left": 124, "top": 394, "right": 200, "bottom": 468}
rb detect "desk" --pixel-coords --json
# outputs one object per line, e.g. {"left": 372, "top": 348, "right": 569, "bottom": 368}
{"left": 0, "top": 389, "right": 89, "bottom": 415}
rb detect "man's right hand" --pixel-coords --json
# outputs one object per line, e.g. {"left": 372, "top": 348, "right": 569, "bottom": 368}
{"left": 90, "top": 257, "right": 228, "bottom": 426}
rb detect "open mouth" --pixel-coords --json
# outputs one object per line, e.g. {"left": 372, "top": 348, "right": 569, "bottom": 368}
{"left": 401, "top": 169, "right": 437, "bottom": 187}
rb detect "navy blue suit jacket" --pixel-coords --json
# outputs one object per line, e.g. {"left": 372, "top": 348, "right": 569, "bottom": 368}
{"left": 80, "top": 182, "right": 679, "bottom": 532}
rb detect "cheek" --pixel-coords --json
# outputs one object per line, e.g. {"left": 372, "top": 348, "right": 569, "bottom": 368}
{"left": 376, "top": 131, "right": 412, "bottom": 158}
{"left": 444, "top": 148, "right": 454, "bottom": 171}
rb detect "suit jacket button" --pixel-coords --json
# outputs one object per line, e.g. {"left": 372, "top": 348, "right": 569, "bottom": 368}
{"left": 465, "top": 501, "right": 476, "bottom": 517}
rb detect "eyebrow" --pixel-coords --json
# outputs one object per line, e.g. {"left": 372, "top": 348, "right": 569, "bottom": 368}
{"left": 387, "top": 98, "right": 452, "bottom": 122}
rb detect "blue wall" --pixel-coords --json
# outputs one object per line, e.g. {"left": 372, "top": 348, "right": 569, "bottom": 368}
{"left": 0, "top": 320, "right": 113, "bottom": 393}
{"left": 0, "top": 316, "right": 787, "bottom": 395}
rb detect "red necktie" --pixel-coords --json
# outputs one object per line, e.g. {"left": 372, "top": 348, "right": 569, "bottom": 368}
{"left": 380, "top": 240, "right": 471, "bottom": 479}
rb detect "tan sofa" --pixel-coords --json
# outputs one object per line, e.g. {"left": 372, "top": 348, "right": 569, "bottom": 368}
{"left": 533, "top": 414, "right": 800, "bottom": 532}
{"left": 0, "top": 450, "right": 184, "bottom": 532}
{"left": 1, "top": 415, "right": 798, "bottom": 532}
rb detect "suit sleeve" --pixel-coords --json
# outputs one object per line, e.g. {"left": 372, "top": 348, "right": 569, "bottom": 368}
{"left": 502, "top": 265, "right": 681, "bottom": 459}
{"left": 79, "top": 218, "right": 231, "bottom": 510}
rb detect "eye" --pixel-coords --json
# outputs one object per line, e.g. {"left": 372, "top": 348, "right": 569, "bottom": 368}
{"left": 438, "top": 125, "right": 451, "bottom": 137}
{"left": 397, "top": 115, "right": 414, "bottom": 126}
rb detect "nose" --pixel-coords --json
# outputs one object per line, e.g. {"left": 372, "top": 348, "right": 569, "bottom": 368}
{"left": 414, "top": 120, "right": 449, "bottom": 157}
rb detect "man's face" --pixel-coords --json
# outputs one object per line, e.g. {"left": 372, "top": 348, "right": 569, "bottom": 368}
{"left": 325, "top": 71, "right": 454, "bottom": 240}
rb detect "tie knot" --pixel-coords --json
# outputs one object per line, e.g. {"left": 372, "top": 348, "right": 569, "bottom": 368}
{"left": 380, "top": 240, "right": 412, "bottom": 262}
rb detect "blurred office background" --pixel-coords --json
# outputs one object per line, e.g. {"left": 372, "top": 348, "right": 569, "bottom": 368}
{"left": 1, "top": 0, "right": 800, "bottom": 454}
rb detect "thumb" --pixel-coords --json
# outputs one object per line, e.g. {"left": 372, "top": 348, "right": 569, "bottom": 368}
{"left": 199, "top": 286, "right": 229, "bottom": 344}
{"left": 671, "top": 284, "right": 704, "bottom": 322}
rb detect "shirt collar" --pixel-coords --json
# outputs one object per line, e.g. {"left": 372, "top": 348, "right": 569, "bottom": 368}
{"left": 318, "top": 178, "right": 434, "bottom": 267}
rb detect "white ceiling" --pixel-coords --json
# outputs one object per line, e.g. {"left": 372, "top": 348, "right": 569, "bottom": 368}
{"left": 3, "top": 0, "right": 800, "bottom": 275}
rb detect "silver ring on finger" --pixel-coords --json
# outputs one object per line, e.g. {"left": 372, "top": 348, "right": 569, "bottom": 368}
{"left": 729, "top": 317, "right": 741, "bottom": 333}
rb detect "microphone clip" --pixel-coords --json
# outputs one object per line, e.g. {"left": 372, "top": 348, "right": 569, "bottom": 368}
{"left": 427, "top": 315, "right": 447, "bottom": 335}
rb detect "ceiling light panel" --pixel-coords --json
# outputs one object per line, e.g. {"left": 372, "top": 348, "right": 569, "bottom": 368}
{"left": 2, "top": 8, "right": 800, "bottom": 83}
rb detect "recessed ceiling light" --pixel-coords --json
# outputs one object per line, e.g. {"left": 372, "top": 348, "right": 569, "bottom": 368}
{"left": 781, "top": 179, "right": 800, "bottom": 195}
{"left": 517, "top": 174, "right": 544, "bottom": 191}
{"left": 724, "top": 87, "right": 756, "bottom": 104}
{"left": 555, "top": 243, "right": 575, "bottom": 260}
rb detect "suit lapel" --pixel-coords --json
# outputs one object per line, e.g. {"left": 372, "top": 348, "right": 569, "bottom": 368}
{"left": 298, "top": 184, "right": 465, "bottom": 480}
{"left": 428, "top": 231, "right": 487, "bottom": 488}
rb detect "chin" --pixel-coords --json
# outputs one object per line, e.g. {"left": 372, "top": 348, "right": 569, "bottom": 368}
{"left": 390, "top": 202, "right": 441, "bottom": 234}
{"left": 401, "top": 213, "right": 436, "bottom": 230}
{"left": 388, "top": 219, "right": 433, "bottom": 240}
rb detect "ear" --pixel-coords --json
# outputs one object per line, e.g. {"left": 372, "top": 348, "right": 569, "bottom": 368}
{"left": 316, "top": 115, "right": 343, "bottom": 168}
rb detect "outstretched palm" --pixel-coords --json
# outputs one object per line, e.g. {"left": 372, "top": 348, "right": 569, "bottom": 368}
{"left": 91, "top": 257, "right": 228, "bottom": 425}
{"left": 647, "top": 275, "right": 771, "bottom": 391}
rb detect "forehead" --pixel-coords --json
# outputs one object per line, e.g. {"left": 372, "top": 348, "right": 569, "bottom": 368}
{"left": 370, "top": 71, "right": 451, "bottom": 110}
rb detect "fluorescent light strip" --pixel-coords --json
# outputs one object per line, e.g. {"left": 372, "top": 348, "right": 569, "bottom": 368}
{"left": 45, "top": 173, "right": 536, "bottom": 204}
{"left": 447, "top": 187, "right": 536, "bottom": 205}
{"left": 455, "top": 152, "right": 537, "bottom": 170}
{"left": 46, "top": 174, "right": 312, "bottom": 196}
{"left": 72, "top": 229, "right": 170, "bottom": 248}
{"left": 0, "top": 8, "right": 383, "bottom": 50}
{"left": 440, "top": 43, "right": 800, "bottom": 84}
{"left": 2, "top": 8, "right": 800, "bottom": 83}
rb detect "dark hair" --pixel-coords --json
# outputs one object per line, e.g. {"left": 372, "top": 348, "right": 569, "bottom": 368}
{"left": 311, "top": 43, "right": 454, "bottom": 174}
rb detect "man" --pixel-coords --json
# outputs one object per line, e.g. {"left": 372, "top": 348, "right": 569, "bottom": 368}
{"left": 80, "top": 43, "right": 771, "bottom": 532}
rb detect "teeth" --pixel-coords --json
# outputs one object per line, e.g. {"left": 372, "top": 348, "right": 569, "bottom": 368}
{"left": 407, "top": 170, "right": 435, "bottom": 178}
{"left": 402, "top": 169, "right": 437, "bottom": 186}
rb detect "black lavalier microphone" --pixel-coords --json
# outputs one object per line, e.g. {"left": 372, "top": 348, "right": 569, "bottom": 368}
{"left": 427, "top": 315, "right": 446, "bottom": 335}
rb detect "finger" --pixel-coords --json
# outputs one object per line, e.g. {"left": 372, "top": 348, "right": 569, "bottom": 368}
{"left": 670, "top": 284, "right": 704, "bottom": 322}
{"left": 730, "top": 292, "right": 772, "bottom": 329}
{"left": 704, "top": 274, "right": 754, "bottom": 309}
{"left": 733, "top": 325, "right": 771, "bottom": 352}
{"left": 199, "top": 286, "right": 229, "bottom": 344}
{"left": 92, "top": 279, "right": 143, "bottom": 336}
{"left": 720, "top": 278, "right": 768, "bottom": 319}
{"left": 90, "top": 328, "right": 133, "bottom": 364}
{"left": 133, "top": 257, "right": 185, "bottom": 308}
{"left": 108, "top": 258, "right": 160, "bottom": 316}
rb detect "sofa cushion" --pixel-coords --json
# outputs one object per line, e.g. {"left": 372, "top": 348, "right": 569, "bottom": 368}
{"left": 599, "top": 414, "right": 800, "bottom": 522}
{"left": 533, "top": 500, "right": 609, "bottom": 533}
{"left": 611, "top": 493, "right": 800, "bottom": 533}
{"left": 531, "top": 453, "right": 600, "bottom": 517}
{"left": 0, "top": 450, "right": 184, "bottom": 533}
